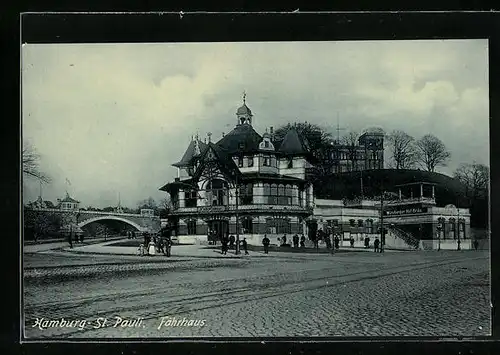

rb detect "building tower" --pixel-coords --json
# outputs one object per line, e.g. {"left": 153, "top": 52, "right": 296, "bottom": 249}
{"left": 236, "top": 91, "right": 253, "bottom": 126}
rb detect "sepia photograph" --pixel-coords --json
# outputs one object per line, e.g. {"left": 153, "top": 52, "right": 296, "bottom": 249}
{"left": 22, "top": 39, "right": 490, "bottom": 339}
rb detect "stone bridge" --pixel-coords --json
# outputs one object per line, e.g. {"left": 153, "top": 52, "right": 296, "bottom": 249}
{"left": 28, "top": 208, "right": 161, "bottom": 233}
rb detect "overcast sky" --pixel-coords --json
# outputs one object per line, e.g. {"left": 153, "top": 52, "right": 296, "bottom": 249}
{"left": 22, "top": 40, "right": 489, "bottom": 208}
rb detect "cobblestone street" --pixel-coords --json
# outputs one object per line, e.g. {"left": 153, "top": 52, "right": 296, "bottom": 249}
{"left": 23, "top": 249, "right": 490, "bottom": 339}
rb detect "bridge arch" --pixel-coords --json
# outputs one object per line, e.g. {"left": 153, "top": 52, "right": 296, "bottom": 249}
{"left": 77, "top": 215, "right": 145, "bottom": 232}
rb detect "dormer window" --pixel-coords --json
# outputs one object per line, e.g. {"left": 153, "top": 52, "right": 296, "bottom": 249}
{"left": 247, "top": 156, "right": 254, "bottom": 167}
{"left": 264, "top": 141, "right": 269, "bottom": 148}
{"left": 238, "top": 142, "right": 245, "bottom": 150}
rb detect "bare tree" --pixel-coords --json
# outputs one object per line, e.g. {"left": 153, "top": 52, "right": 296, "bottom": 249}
{"left": 454, "top": 162, "right": 489, "bottom": 199}
{"left": 23, "top": 142, "right": 51, "bottom": 183}
{"left": 387, "top": 130, "right": 417, "bottom": 169}
{"left": 159, "top": 196, "right": 173, "bottom": 218}
{"left": 415, "top": 134, "right": 451, "bottom": 172}
{"left": 341, "top": 131, "right": 360, "bottom": 172}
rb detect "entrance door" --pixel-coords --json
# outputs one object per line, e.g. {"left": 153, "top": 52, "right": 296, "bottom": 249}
{"left": 208, "top": 220, "right": 229, "bottom": 241}
{"left": 307, "top": 221, "right": 318, "bottom": 240}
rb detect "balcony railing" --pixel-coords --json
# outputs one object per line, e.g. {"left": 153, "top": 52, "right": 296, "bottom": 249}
{"left": 171, "top": 204, "right": 313, "bottom": 215}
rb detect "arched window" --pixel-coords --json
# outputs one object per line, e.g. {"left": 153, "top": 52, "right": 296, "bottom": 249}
{"left": 449, "top": 218, "right": 456, "bottom": 239}
{"left": 269, "top": 184, "right": 278, "bottom": 204}
{"left": 266, "top": 217, "right": 291, "bottom": 234}
{"left": 285, "top": 185, "right": 293, "bottom": 205}
{"left": 366, "top": 219, "right": 373, "bottom": 234}
{"left": 239, "top": 183, "right": 253, "bottom": 205}
{"left": 206, "top": 179, "right": 228, "bottom": 206}
{"left": 459, "top": 219, "right": 466, "bottom": 239}
{"left": 187, "top": 220, "right": 197, "bottom": 235}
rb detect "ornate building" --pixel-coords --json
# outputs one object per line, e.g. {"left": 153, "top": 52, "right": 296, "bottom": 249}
{"left": 327, "top": 129, "right": 385, "bottom": 174}
{"left": 160, "top": 98, "right": 315, "bottom": 245}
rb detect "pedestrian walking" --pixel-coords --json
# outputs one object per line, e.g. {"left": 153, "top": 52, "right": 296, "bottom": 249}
{"left": 165, "top": 236, "right": 172, "bottom": 257}
{"left": 350, "top": 237, "right": 354, "bottom": 248}
{"left": 457, "top": 238, "right": 461, "bottom": 251}
{"left": 229, "top": 235, "right": 235, "bottom": 250}
{"left": 262, "top": 235, "right": 270, "bottom": 254}
{"left": 473, "top": 239, "right": 479, "bottom": 251}
{"left": 242, "top": 237, "right": 249, "bottom": 255}
{"left": 138, "top": 243, "right": 145, "bottom": 256}
{"left": 364, "top": 237, "right": 370, "bottom": 249}
{"left": 334, "top": 236, "right": 340, "bottom": 250}
{"left": 148, "top": 239, "right": 156, "bottom": 256}
{"left": 282, "top": 234, "right": 287, "bottom": 246}
{"left": 300, "top": 235, "right": 306, "bottom": 248}
{"left": 374, "top": 237, "right": 380, "bottom": 253}
{"left": 293, "top": 234, "right": 299, "bottom": 248}
{"left": 221, "top": 234, "right": 229, "bottom": 255}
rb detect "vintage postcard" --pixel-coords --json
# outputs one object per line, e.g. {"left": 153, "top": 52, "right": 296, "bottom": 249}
{"left": 22, "top": 38, "right": 490, "bottom": 339}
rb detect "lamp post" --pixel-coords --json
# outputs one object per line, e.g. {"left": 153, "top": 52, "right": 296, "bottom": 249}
{"left": 437, "top": 219, "right": 442, "bottom": 251}
{"left": 457, "top": 201, "right": 461, "bottom": 251}
{"left": 379, "top": 189, "right": 385, "bottom": 254}
{"left": 234, "top": 173, "right": 240, "bottom": 255}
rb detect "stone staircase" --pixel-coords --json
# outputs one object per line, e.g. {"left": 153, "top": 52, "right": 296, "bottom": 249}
{"left": 386, "top": 226, "right": 420, "bottom": 250}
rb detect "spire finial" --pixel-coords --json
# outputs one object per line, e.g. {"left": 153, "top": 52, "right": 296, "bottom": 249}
{"left": 207, "top": 132, "right": 212, "bottom": 143}
{"left": 243, "top": 90, "right": 246, "bottom": 104}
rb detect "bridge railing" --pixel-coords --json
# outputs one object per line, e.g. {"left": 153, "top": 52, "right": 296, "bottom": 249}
{"left": 27, "top": 207, "right": 159, "bottom": 218}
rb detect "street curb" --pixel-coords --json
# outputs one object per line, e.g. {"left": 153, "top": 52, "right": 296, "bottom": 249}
{"left": 60, "top": 248, "right": 249, "bottom": 260}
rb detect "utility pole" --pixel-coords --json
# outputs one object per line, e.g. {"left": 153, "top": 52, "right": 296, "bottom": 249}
{"left": 380, "top": 181, "right": 385, "bottom": 253}
{"left": 457, "top": 196, "right": 461, "bottom": 250}
{"left": 235, "top": 173, "right": 240, "bottom": 255}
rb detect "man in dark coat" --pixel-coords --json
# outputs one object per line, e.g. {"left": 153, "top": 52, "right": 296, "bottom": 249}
{"left": 165, "top": 236, "right": 172, "bottom": 257}
{"left": 293, "top": 234, "right": 299, "bottom": 248}
{"left": 242, "top": 238, "right": 249, "bottom": 255}
{"left": 334, "top": 236, "right": 340, "bottom": 250}
{"left": 262, "top": 235, "right": 270, "bottom": 254}
{"left": 221, "top": 234, "right": 229, "bottom": 255}
{"left": 374, "top": 237, "right": 380, "bottom": 252}
{"left": 364, "top": 237, "right": 370, "bottom": 249}
{"left": 350, "top": 237, "right": 355, "bottom": 248}
{"left": 229, "top": 235, "right": 235, "bottom": 249}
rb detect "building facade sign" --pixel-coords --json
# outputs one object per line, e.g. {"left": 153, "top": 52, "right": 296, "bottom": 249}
{"left": 198, "top": 205, "right": 227, "bottom": 213}
{"left": 384, "top": 207, "right": 428, "bottom": 216}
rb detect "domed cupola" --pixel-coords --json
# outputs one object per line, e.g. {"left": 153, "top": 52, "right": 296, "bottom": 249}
{"left": 236, "top": 91, "right": 253, "bottom": 126}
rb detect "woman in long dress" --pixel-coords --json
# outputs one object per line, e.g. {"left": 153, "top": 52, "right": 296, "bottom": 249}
{"left": 148, "top": 239, "right": 156, "bottom": 256}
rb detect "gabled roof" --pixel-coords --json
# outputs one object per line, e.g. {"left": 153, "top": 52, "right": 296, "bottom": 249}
{"left": 172, "top": 139, "right": 208, "bottom": 167}
{"left": 215, "top": 124, "right": 262, "bottom": 154}
{"left": 277, "top": 128, "right": 309, "bottom": 155}
{"left": 192, "top": 143, "right": 241, "bottom": 182}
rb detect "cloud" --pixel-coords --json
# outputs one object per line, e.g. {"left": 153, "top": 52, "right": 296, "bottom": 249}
{"left": 22, "top": 40, "right": 489, "bottom": 207}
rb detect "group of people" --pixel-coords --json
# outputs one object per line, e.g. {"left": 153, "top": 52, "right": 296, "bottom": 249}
{"left": 220, "top": 234, "right": 249, "bottom": 255}
{"left": 138, "top": 229, "right": 173, "bottom": 257}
